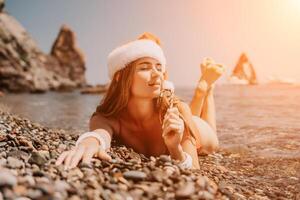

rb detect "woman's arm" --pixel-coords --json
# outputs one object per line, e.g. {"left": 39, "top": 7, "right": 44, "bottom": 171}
{"left": 180, "top": 137, "right": 200, "bottom": 169}
{"left": 55, "top": 113, "right": 115, "bottom": 169}
{"left": 87, "top": 113, "right": 115, "bottom": 150}
{"left": 162, "top": 105, "right": 200, "bottom": 169}
{"left": 176, "top": 101, "right": 201, "bottom": 169}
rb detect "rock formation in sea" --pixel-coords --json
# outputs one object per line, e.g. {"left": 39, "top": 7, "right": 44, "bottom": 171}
{"left": 0, "top": 0, "right": 4, "bottom": 12}
{"left": 229, "top": 53, "right": 258, "bottom": 85}
{"left": 0, "top": 0, "right": 86, "bottom": 93}
{"left": 50, "top": 25, "right": 86, "bottom": 87}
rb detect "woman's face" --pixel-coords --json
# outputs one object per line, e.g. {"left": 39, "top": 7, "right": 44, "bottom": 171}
{"left": 131, "top": 57, "right": 164, "bottom": 99}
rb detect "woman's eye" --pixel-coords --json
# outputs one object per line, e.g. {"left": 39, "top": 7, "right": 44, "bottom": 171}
{"left": 138, "top": 64, "right": 150, "bottom": 70}
{"left": 156, "top": 66, "right": 162, "bottom": 71}
{"left": 140, "top": 67, "right": 149, "bottom": 70}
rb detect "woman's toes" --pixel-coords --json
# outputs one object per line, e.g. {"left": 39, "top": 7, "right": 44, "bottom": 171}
{"left": 214, "top": 66, "right": 225, "bottom": 75}
{"left": 204, "top": 64, "right": 225, "bottom": 84}
{"left": 204, "top": 57, "right": 214, "bottom": 66}
{"left": 200, "top": 57, "right": 215, "bottom": 74}
{"left": 215, "top": 64, "right": 226, "bottom": 74}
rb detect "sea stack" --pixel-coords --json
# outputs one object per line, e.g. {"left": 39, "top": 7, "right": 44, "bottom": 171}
{"left": 229, "top": 53, "right": 258, "bottom": 85}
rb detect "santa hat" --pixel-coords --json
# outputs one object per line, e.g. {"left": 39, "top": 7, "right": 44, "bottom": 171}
{"left": 107, "top": 32, "right": 166, "bottom": 79}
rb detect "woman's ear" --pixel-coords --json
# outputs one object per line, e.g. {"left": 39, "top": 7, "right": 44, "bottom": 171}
{"left": 163, "top": 72, "right": 168, "bottom": 80}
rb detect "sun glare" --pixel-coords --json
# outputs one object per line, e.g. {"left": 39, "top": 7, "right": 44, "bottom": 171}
{"left": 289, "top": 0, "right": 300, "bottom": 10}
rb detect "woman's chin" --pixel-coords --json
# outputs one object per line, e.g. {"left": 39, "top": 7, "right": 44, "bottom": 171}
{"left": 151, "top": 89, "right": 161, "bottom": 97}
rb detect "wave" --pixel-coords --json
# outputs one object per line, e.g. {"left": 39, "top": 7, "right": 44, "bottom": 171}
{"left": 266, "top": 76, "right": 299, "bottom": 85}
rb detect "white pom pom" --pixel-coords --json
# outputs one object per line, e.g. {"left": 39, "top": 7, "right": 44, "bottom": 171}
{"left": 163, "top": 80, "right": 175, "bottom": 92}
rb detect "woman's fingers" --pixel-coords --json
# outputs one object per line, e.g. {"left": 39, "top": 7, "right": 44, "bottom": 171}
{"left": 164, "top": 118, "right": 181, "bottom": 129}
{"left": 63, "top": 149, "right": 77, "bottom": 169}
{"left": 81, "top": 147, "right": 97, "bottom": 164}
{"left": 163, "top": 112, "right": 182, "bottom": 129}
{"left": 55, "top": 151, "right": 69, "bottom": 166}
{"left": 163, "top": 110, "right": 180, "bottom": 123}
{"left": 68, "top": 146, "right": 85, "bottom": 169}
{"left": 167, "top": 107, "right": 179, "bottom": 115}
{"left": 162, "top": 124, "right": 181, "bottom": 137}
{"left": 97, "top": 150, "right": 112, "bottom": 161}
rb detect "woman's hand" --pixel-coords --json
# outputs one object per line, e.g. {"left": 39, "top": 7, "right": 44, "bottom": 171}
{"left": 162, "top": 107, "right": 185, "bottom": 149}
{"left": 55, "top": 137, "right": 112, "bottom": 170}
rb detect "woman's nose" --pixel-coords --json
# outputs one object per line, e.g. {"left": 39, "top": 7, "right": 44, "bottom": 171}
{"left": 151, "top": 66, "right": 161, "bottom": 77}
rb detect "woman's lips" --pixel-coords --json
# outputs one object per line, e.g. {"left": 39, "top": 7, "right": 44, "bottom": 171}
{"left": 148, "top": 82, "right": 160, "bottom": 86}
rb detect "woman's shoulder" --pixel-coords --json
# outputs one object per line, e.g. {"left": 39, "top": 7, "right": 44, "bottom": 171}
{"left": 90, "top": 112, "right": 120, "bottom": 135}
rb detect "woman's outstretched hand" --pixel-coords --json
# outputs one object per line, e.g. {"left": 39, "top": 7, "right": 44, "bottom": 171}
{"left": 162, "top": 107, "right": 185, "bottom": 149}
{"left": 55, "top": 137, "right": 112, "bottom": 170}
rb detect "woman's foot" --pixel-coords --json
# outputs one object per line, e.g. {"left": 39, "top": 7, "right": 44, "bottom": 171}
{"left": 200, "top": 57, "right": 214, "bottom": 75}
{"left": 198, "top": 57, "right": 225, "bottom": 92}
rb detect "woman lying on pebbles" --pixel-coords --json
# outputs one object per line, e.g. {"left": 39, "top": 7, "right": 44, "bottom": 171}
{"left": 56, "top": 33, "right": 225, "bottom": 170}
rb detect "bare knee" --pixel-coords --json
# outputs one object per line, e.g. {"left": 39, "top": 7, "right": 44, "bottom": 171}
{"left": 192, "top": 116, "right": 219, "bottom": 154}
{"left": 198, "top": 137, "right": 219, "bottom": 155}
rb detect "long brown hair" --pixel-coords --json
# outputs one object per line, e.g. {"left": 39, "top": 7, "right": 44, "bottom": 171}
{"left": 92, "top": 62, "right": 135, "bottom": 118}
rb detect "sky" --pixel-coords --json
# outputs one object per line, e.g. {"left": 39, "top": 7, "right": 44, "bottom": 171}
{"left": 5, "top": 0, "right": 300, "bottom": 87}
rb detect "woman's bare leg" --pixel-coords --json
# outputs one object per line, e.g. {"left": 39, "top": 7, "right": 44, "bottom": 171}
{"left": 200, "top": 87, "right": 216, "bottom": 131}
{"left": 190, "top": 83, "right": 219, "bottom": 154}
{"left": 190, "top": 58, "right": 224, "bottom": 131}
{"left": 189, "top": 80, "right": 208, "bottom": 117}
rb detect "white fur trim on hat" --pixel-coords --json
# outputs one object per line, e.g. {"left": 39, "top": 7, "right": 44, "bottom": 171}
{"left": 107, "top": 39, "right": 166, "bottom": 79}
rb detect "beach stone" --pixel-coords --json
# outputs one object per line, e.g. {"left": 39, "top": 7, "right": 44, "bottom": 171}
{"left": 0, "top": 157, "right": 6, "bottom": 166}
{"left": 78, "top": 162, "right": 93, "bottom": 169}
{"left": 159, "top": 154, "right": 171, "bottom": 163}
{"left": 67, "top": 168, "right": 84, "bottom": 180}
{"left": 7, "top": 156, "right": 23, "bottom": 168}
{"left": 234, "top": 192, "right": 246, "bottom": 199}
{"left": 14, "top": 197, "right": 31, "bottom": 200}
{"left": 0, "top": 169, "right": 17, "bottom": 187}
{"left": 28, "top": 150, "right": 49, "bottom": 166}
{"left": 7, "top": 150, "right": 29, "bottom": 161}
{"left": 69, "top": 195, "right": 81, "bottom": 200}
{"left": 199, "top": 191, "right": 214, "bottom": 200}
{"left": 57, "top": 143, "right": 67, "bottom": 152}
{"left": 18, "top": 175, "right": 35, "bottom": 186}
{"left": 13, "top": 185, "right": 27, "bottom": 196}
{"left": 36, "top": 183, "right": 55, "bottom": 195}
{"left": 27, "top": 189, "right": 43, "bottom": 199}
{"left": 175, "top": 181, "right": 195, "bottom": 199}
{"left": 0, "top": 134, "right": 6, "bottom": 142}
{"left": 0, "top": 141, "right": 6, "bottom": 147}
{"left": 32, "top": 169, "right": 46, "bottom": 177}
{"left": 1, "top": 187, "right": 15, "bottom": 199}
{"left": 196, "top": 176, "right": 206, "bottom": 189}
{"left": 123, "top": 170, "right": 147, "bottom": 181}
{"left": 163, "top": 165, "right": 177, "bottom": 175}
{"left": 0, "top": 151, "right": 6, "bottom": 158}
{"left": 150, "top": 169, "right": 169, "bottom": 182}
